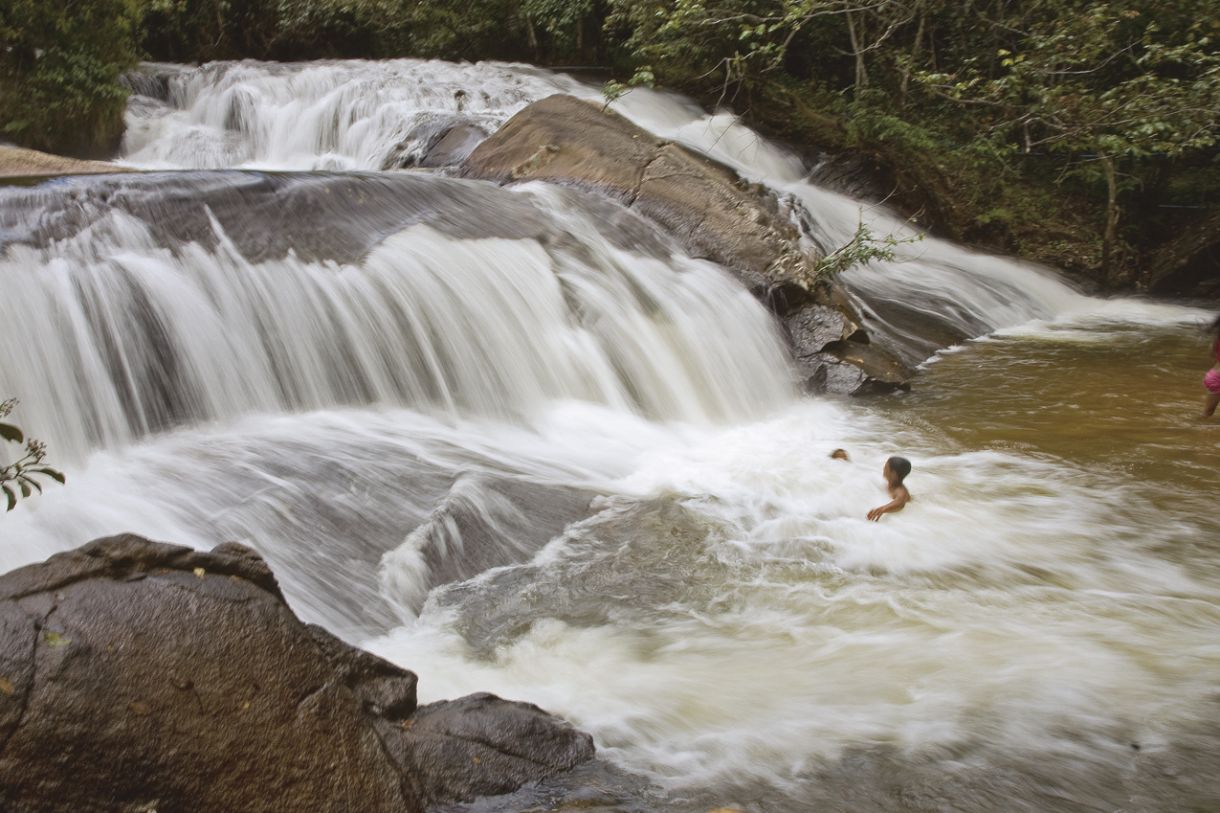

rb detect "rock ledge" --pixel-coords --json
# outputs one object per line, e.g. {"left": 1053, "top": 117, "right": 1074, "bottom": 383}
{"left": 0, "top": 535, "right": 593, "bottom": 813}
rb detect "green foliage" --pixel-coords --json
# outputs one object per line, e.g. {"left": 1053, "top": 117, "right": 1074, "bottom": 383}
{"left": 135, "top": 0, "right": 613, "bottom": 62}
{"left": 522, "top": 0, "right": 596, "bottom": 55}
{"left": 814, "top": 217, "right": 921, "bottom": 280}
{"left": 843, "top": 95, "right": 942, "bottom": 154}
{"left": 601, "top": 66, "right": 655, "bottom": 109}
{"left": 0, "top": 400, "right": 65, "bottom": 513}
{"left": 910, "top": 1, "right": 1219, "bottom": 273}
{"left": 0, "top": 0, "right": 143, "bottom": 155}
{"left": 916, "top": 3, "right": 1220, "bottom": 161}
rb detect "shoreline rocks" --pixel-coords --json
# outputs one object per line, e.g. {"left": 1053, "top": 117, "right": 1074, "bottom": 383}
{"left": 0, "top": 535, "right": 594, "bottom": 813}
{"left": 462, "top": 94, "right": 912, "bottom": 394}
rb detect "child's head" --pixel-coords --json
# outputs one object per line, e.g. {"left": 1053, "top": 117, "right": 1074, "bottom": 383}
{"left": 830, "top": 448, "right": 849, "bottom": 461}
{"left": 884, "top": 456, "right": 912, "bottom": 485}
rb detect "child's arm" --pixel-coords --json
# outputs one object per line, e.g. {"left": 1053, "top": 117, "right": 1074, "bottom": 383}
{"left": 867, "top": 486, "right": 910, "bottom": 521}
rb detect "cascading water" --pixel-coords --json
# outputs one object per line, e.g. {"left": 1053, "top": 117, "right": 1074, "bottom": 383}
{"left": 0, "top": 172, "right": 789, "bottom": 459}
{"left": 121, "top": 60, "right": 587, "bottom": 170}
{"left": 4, "top": 58, "right": 1219, "bottom": 812}
{"left": 119, "top": 59, "right": 1186, "bottom": 357}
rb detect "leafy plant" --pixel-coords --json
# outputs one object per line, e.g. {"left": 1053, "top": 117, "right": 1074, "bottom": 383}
{"left": 601, "top": 66, "right": 655, "bottom": 110}
{"left": 0, "top": 400, "right": 65, "bottom": 512}
{"left": 813, "top": 217, "right": 922, "bottom": 280}
{"left": 0, "top": 0, "right": 143, "bottom": 155}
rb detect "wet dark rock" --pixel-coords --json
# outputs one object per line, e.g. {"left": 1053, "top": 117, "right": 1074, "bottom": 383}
{"left": 419, "top": 123, "right": 488, "bottom": 169}
{"left": 385, "top": 119, "right": 490, "bottom": 170}
{"left": 431, "top": 758, "right": 663, "bottom": 813}
{"left": 463, "top": 94, "right": 911, "bottom": 394}
{"left": 434, "top": 497, "right": 732, "bottom": 658}
{"left": 404, "top": 475, "right": 597, "bottom": 614}
{"left": 0, "top": 535, "right": 594, "bottom": 813}
{"left": 120, "top": 64, "right": 189, "bottom": 103}
{"left": 383, "top": 693, "right": 595, "bottom": 805}
{"left": 784, "top": 284, "right": 912, "bottom": 394}
{"left": 851, "top": 296, "right": 978, "bottom": 368}
{"left": 787, "top": 303, "right": 855, "bottom": 355}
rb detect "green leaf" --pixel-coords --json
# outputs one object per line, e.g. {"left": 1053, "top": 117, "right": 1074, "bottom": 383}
{"left": 2, "top": 486, "right": 15, "bottom": 512}
{"left": 0, "top": 423, "right": 23, "bottom": 444}
{"left": 36, "top": 468, "right": 66, "bottom": 484}
{"left": 18, "top": 481, "right": 30, "bottom": 499}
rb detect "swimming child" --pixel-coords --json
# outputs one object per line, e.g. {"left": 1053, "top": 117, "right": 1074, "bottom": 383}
{"left": 1203, "top": 314, "right": 1220, "bottom": 419}
{"left": 868, "top": 456, "right": 912, "bottom": 521}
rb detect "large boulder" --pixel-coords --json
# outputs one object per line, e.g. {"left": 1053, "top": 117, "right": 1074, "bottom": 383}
{"left": 0, "top": 535, "right": 593, "bottom": 813}
{"left": 463, "top": 94, "right": 911, "bottom": 394}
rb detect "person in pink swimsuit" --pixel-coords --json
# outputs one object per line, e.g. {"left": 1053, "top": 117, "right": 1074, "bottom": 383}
{"left": 1203, "top": 314, "right": 1220, "bottom": 419}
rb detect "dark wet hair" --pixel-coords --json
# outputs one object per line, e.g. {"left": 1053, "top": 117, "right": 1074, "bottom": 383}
{"left": 886, "top": 456, "right": 912, "bottom": 483}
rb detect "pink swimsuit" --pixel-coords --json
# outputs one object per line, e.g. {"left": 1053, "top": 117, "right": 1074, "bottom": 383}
{"left": 1206, "top": 340, "right": 1220, "bottom": 394}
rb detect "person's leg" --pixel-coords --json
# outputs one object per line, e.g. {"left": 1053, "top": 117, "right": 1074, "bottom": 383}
{"left": 1205, "top": 392, "right": 1220, "bottom": 418}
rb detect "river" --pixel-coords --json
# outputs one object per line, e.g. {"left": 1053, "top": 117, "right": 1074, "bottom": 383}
{"left": 1, "top": 59, "right": 1217, "bottom": 812}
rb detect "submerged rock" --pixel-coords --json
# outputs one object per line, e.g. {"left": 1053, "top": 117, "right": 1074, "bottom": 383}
{"left": 463, "top": 94, "right": 911, "bottom": 394}
{"left": 0, "top": 535, "right": 593, "bottom": 813}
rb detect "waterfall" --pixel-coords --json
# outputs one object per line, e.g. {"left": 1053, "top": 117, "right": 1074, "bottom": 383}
{"left": 118, "top": 58, "right": 1179, "bottom": 364}
{"left": 121, "top": 59, "right": 587, "bottom": 170}
{"left": 0, "top": 172, "right": 791, "bottom": 461}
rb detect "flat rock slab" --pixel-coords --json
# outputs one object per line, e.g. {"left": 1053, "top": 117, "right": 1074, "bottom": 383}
{"left": 0, "top": 535, "right": 593, "bottom": 813}
{"left": 0, "top": 146, "right": 133, "bottom": 178}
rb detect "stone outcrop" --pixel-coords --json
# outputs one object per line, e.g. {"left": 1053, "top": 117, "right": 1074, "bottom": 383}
{"left": 0, "top": 535, "right": 594, "bottom": 813}
{"left": 0, "top": 145, "right": 133, "bottom": 179}
{"left": 463, "top": 94, "right": 911, "bottom": 394}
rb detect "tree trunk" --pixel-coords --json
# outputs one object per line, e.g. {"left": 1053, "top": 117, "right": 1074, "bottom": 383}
{"left": 847, "top": 11, "right": 870, "bottom": 95}
{"left": 1100, "top": 154, "right": 1121, "bottom": 276}
{"left": 899, "top": 4, "right": 927, "bottom": 108}
{"left": 526, "top": 17, "right": 540, "bottom": 61}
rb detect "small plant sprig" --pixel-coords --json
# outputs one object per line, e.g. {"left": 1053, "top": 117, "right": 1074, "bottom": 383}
{"left": 813, "top": 216, "right": 923, "bottom": 281}
{"left": 1, "top": 399, "right": 65, "bottom": 512}
{"left": 601, "top": 66, "right": 656, "bottom": 111}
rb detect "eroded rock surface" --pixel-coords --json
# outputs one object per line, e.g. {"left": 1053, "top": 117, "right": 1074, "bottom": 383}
{"left": 463, "top": 94, "right": 911, "bottom": 394}
{"left": 0, "top": 535, "right": 593, "bottom": 813}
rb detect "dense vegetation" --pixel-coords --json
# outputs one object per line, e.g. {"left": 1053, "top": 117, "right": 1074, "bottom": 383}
{"left": 2, "top": 0, "right": 1217, "bottom": 287}
{"left": 1, "top": 0, "right": 143, "bottom": 156}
